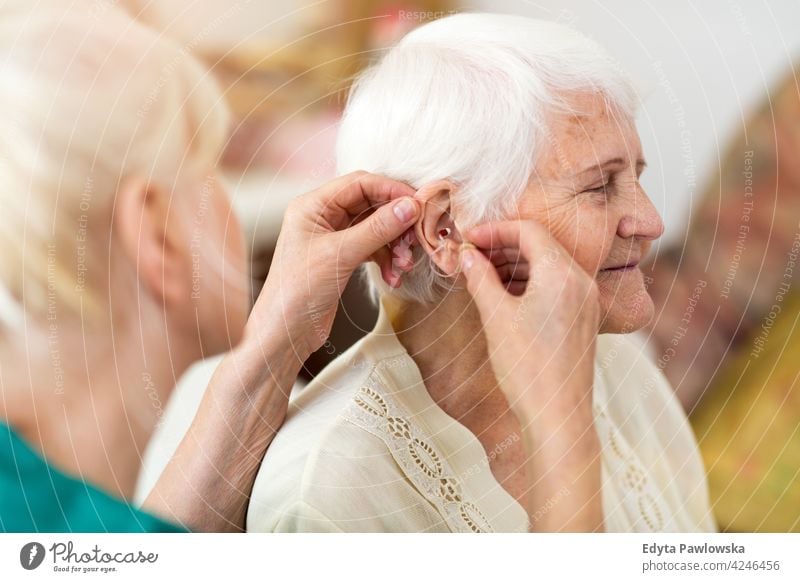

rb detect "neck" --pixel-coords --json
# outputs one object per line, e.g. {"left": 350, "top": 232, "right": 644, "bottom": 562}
{"left": 393, "top": 291, "right": 512, "bottom": 431}
{"left": 392, "top": 292, "right": 531, "bottom": 507}
{"left": 0, "top": 316, "right": 194, "bottom": 500}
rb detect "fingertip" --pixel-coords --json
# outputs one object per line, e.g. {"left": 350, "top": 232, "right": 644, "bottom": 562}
{"left": 460, "top": 248, "right": 477, "bottom": 272}
{"left": 460, "top": 249, "right": 491, "bottom": 287}
{"left": 465, "top": 223, "right": 493, "bottom": 248}
{"left": 460, "top": 246, "right": 505, "bottom": 305}
{"left": 396, "top": 257, "right": 415, "bottom": 271}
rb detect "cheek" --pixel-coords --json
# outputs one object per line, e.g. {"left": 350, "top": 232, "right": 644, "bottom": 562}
{"left": 221, "top": 205, "right": 250, "bottom": 326}
{"left": 213, "top": 192, "right": 247, "bottom": 274}
{"left": 216, "top": 200, "right": 249, "bottom": 301}
{"left": 517, "top": 193, "right": 615, "bottom": 274}
{"left": 564, "top": 204, "right": 616, "bottom": 275}
{"left": 197, "top": 200, "right": 249, "bottom": 346}
{"left": 221, "top": 219, "right": 246, "bottom": 279}
{"left": 197, "top": 196, "right": 249, "bottom": 304}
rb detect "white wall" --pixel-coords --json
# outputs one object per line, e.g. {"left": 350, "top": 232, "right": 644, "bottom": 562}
{"left": 469, "top": 0, "right": 800, "bottom": 249}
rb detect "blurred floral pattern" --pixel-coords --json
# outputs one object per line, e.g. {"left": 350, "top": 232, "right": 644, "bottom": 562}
{"left": 646, "top": 66, "right": 800, "bottom": 532}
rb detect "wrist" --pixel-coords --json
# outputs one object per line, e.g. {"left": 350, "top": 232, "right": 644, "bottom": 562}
{"left": 242, "top": 295, "right": 316, "bottom": 364}
{"left": 223, "top": 331, "right": 303, "bottom": 399}
{"left": 514, "top": 388, "right": 598, "bottom": 446}
{"left": 511, "top": 380, "right": 595, "bottom": 426}
{"left": 197, "top": 336, "right": 298, "bottom": 457}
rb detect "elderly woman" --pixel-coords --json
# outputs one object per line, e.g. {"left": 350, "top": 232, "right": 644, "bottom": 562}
{"left": 0, "top": 3, "right": 421, "bottom": 532}
{"left": 247, "top": 13, "right": 716, "bottom": 532}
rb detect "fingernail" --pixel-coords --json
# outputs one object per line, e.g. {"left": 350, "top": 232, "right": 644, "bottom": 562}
{"left": 461, "top": 249, "right": 474, "bottom": 271}
{"left": 393, "top": 198, "right": 416, "bottom": 223}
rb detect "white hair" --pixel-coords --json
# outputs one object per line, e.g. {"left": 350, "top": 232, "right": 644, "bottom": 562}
{"left": 336, "top": 12, "right": 639, "bottom": 303}
{"left": 0, "top": 1, "right": 230, "bottom": 327}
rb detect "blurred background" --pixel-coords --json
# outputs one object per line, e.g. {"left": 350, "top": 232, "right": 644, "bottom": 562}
{"left": 124, "top": 0, "right": 800, "bottom": 533}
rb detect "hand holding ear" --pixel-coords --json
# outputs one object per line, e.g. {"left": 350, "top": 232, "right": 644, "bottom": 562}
{"left": 248, "top": 171, "right": 419, "bottom": 360}
{"left": 376, "top": 180, "right": 464, "bottom": 287}
{"left": 459, "top": 219, "right": 601, "bottom": 410}
{"left": 460, "top": 219, "right": 604, "bottom": 532}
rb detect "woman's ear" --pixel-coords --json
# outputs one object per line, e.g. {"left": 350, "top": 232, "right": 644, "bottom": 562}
{"left": 114, "top": 176, "right": 192, "bottom": 309}
{"left": 414, "top": 180, "right": 463, "bottom": 277}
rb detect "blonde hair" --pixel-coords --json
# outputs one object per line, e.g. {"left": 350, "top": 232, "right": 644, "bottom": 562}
{"left": 0, "top": 2, "right": 230, "bottom": 328}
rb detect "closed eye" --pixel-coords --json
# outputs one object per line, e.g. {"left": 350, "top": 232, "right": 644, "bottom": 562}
{"left": 583, "top": 181, "right": 610, "bottom": 194}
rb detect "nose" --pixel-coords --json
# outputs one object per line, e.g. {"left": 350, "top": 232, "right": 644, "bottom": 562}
{"left": 617, "top": 185, "right": 665, "bottom": 241}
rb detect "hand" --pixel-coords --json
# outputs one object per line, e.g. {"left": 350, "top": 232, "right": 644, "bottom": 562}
{"left": 146, "top": 172, "right": 419, "bottom": 531}
{"left": 459, "top": 220, "right": 604, "bottom": 532}
{"left": 248, "top": 171, "right": 419, "bottom": 360}
{"left": 459, "top": 220, "right": 600, "bottom": 416}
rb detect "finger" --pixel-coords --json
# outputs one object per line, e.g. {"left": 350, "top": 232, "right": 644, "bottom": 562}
{"left": 494, "top": 262, "right": 530, "bottom": 282}
{"left": 337, "top": 197, "right": 419, "bottom": 271}
{"left": 460, "top": 247, "right": 513, "bottom": 316}
{"left": 485, "top": 247, "right": 524, "bottom": 266}
{"left": 379, "top": 248, "right": 404, "bottom": 288}
{"left": 316, "top": 172, "right": 416, "bottom": 230}
{"left": 368, "top": 246, "right": 408, "bottom": 288}
{"left": 505, "top": 281, "right": 527, "bottom": 296}
{"left": 368, "top": 229, "right": 416, "bottom": 286}
{"left": 467, "top": 220, "right": 552, "bottom": 263}
{"left": 390, "top": 230, "right": 416, "bottom": 271}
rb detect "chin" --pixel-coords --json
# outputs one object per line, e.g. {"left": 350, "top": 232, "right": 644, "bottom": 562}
{"left": 598, "top": 289, "right": 655, "bottom": 334}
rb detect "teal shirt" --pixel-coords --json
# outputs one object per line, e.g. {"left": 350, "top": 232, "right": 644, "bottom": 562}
{"left": 0, "top": 422, "right": 185, "bottom": 532}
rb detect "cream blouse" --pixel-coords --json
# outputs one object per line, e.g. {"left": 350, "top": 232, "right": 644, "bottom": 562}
{"left": 247, "top": 302, "right": 717, "bottom": 533}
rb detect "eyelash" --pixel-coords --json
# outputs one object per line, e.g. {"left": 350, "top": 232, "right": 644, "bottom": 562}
{"left": 585, "top": 180, "right": 612, "bottom": 194}
{"left": 583, "top": 169, "right": 644, "bottom": 196}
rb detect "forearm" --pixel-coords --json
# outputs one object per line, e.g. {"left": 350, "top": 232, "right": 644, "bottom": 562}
{"left": 515, "top": 366, "right": 604, "bottom": 532}
{"left": 142, "top": 334, "right": 302, "bottom": 532}
{"left": 520, "top": 410, "right": 603, "bottom": 532}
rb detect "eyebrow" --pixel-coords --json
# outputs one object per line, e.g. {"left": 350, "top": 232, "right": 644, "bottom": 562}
{"left": 575, "top": 157, "right": 647, "bottom": 176}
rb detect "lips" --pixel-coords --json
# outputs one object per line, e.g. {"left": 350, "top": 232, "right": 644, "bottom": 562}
{"left": 601, "top": 260, "right": 640, "bottom": 271}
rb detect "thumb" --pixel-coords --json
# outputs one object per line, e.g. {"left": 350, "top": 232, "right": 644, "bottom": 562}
{"left": 338, "top": 197, "right": 419, "bottom": 270}
{"left": 460, "top": 247, "right": 512, "bottom": 316}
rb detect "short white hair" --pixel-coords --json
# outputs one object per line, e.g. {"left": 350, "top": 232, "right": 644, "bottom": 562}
{"left": 0, "top": 1, "right": 230, "bottom": 326}
{"left": 336, "top": 12, "right": 638, "bottom": 303}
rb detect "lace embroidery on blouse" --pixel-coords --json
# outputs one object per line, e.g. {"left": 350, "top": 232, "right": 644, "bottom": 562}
{"left": 343, "top": 369, "right": 494, "bottom": 533}
{"left": 592, "top": 401, "right": 670, "bottom": 531}
{"left": 342, "top": 361, "right": 672, "bottom": 532}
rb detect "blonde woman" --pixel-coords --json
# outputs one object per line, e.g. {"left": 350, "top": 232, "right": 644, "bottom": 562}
{"left": 0, "top": 3, "right": 420, "bottom": 532}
